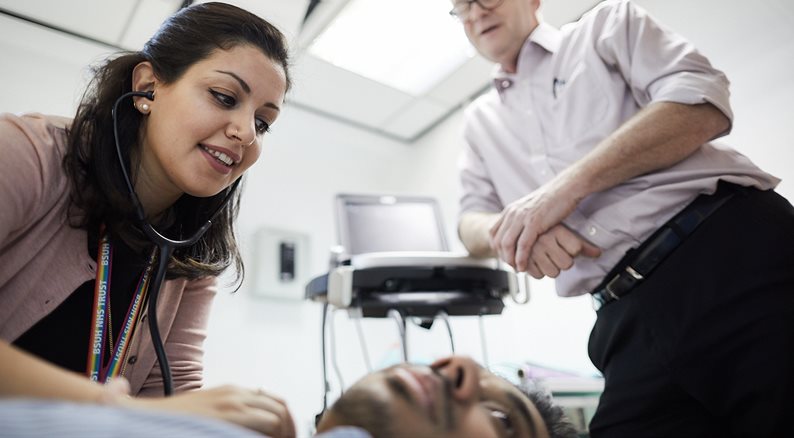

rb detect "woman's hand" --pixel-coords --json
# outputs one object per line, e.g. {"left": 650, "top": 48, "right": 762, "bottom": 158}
{"left": 121, "top": 384, "right": 296, "bottom": 437}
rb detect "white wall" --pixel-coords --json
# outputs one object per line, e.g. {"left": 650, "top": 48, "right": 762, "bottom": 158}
{"left": 2, "top": 0, "right": 793, "bottom": 435}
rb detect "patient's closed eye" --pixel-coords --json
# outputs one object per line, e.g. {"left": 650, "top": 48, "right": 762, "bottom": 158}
{"left": 488, "top": 407, "right": 515, "bottom": 437}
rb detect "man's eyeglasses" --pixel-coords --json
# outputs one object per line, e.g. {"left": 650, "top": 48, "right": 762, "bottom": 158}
{"left": 449, "top": 0, "right": 506, "bottom": 21}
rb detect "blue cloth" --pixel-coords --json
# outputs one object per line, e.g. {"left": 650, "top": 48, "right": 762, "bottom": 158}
{"left": 0, "top": 399, "right": 258, "bottom": 437}
{"left": 0, "top": 399, "right": 372, "bottom": 437}
{"left": 315, "top": 426, "right": 372, "bottom": 438}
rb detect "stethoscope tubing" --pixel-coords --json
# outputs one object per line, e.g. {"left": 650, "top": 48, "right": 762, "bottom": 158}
{"left": 112, "top": 90, "right": 237, "bottom": 396}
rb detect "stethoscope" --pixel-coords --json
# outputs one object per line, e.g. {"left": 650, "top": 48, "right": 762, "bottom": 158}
{"left": 112, "top": 90, "right": 239, "bottom": 396}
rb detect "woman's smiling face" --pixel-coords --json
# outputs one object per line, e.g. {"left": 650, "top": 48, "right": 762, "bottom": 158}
{"left": 132, "top": 44, "right": 287, "bottom": 214}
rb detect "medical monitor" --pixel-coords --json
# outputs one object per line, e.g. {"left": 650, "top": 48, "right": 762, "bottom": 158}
{"left": 335, "top": 194, "right": 450, "bottom": 256}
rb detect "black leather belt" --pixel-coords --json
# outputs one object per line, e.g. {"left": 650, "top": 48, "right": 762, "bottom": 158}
{"left": 591, "top": 183, "right": 739, "bottom": 310}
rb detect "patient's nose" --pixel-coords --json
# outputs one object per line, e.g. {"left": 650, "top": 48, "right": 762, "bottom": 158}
{"left": 431, "top": 356, "right": 481, "bottom": 402}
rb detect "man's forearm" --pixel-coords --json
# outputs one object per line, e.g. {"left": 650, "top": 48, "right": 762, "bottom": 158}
{"left": 459, "top": 212, "right": 499, "bottom": 257}
{"left": 551, "top": 101, "right": 731, "bottom": 203}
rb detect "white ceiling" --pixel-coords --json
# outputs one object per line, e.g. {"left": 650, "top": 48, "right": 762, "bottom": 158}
{"left": 0, "top": 0, "right": 598, "bottom": 142}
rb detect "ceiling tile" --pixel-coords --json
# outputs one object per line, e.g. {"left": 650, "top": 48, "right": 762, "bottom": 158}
{"left": 427, "top": 55, "right": 492, "bottom": 107}
{"left": 380, "top": 98, "right": 450, "bottom": 141}
{"left": 290, "top": 54, "right": 414, "bottom": 128}
{"left": 0, "top": 0, "right": 139, "bottom": 46}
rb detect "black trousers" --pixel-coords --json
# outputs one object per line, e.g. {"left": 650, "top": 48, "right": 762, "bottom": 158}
{"left": 588, "top": 186, "right": 794, "bottom": 437}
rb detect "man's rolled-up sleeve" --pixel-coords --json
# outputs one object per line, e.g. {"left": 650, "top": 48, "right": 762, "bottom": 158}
{"left": 593, "top": 0, "right": 733, "bottom": 137}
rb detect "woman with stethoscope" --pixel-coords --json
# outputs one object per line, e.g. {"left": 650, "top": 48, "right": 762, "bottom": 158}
{"left": 0, "top": 3, "right": 295, "bottom": 437}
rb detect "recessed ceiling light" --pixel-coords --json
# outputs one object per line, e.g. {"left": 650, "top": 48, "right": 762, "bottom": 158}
{"left": 308, "top": 0, "right": 475, "bottom": 96}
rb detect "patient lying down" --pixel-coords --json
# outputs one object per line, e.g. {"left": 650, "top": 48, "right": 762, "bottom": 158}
{"left": 316, "top": 355, "right": 577, "bottom": 438}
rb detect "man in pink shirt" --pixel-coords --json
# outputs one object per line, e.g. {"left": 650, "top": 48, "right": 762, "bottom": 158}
{"left": 451, "top": 0, "right": 794, "bottom": 435}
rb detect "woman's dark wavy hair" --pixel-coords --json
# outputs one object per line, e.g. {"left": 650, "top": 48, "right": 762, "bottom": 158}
{"left": 64, "top": 2, "right": 291, "bottom": 284}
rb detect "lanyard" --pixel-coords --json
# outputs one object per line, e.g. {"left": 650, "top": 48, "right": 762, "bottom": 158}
{"left": 87, "top": 226, "right": 156, "bottom": 382}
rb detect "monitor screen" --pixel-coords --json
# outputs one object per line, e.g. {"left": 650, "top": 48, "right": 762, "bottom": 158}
{"left": 336, "top": 194, "right": 449, "bottom": 255}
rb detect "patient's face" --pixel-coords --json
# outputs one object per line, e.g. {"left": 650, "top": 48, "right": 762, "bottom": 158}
{"left": 317, "top": 355, "right": 549, "bottom": 438}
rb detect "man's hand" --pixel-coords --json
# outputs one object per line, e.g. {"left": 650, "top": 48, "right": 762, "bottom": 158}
{"left": 523, "top": 224, "right": 601, "bottom": 278}
{"left": 489, "top": 182, "right": 580, "bottom": 271}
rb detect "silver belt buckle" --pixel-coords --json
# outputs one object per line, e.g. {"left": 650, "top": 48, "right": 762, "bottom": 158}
{"left": 604, "top": 283, "right": 621, "bottom": 301}
{"left": 625, "top": 265, "right": 644, "bottom": 281}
